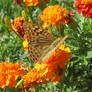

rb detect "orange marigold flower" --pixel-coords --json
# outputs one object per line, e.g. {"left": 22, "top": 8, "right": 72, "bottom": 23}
{"left": 0, "top": 61, "right": 26, "bottom": 88}
{"left": 23, "top": 0, "right": 39, "bottom": 6}
{"left": 23, "top": 0, "right": 49, "bottom": 6}
{"left": 41, "top": 45, "right": 72, "bottom": 83}
{"left": 23, "top": 69, "right": 48, "bottom": 90}
{"left": 23, "top": 44, "right": 72, "bottom": 90}
{"left": 41, "top": 5, "right": 73, "bottom": 27}
{"left": 75, "top": 0, "right": 92, "bottom": 18}
{"left": 12, "top": 17, "right": 25, "bottom": 38}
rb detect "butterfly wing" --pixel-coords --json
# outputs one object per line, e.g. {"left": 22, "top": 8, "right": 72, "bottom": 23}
{"left": 23, "top": 22, "right": 55, "bottom": 63}
{"left": 39, "top": 35, "right": 68, "bottom": 62}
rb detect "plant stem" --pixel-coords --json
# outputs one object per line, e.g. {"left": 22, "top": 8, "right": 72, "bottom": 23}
{"left": 32, "top": 84, "right": 39, "bottom": 92}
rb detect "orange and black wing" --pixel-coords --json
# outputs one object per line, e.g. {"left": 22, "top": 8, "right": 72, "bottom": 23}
{"left": 23, "top": 22, "right": 54, "bottom": 63}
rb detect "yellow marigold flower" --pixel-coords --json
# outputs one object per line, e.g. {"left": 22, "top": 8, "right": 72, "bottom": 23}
{"left": 23, "top": 34, "right": 28, "bottom": 51}
{"left": 59, "top": 44, "right": 71, "bottom": 52}
{"left": 41, "top": 5, "right": 74, "bottom": 27}
{"left": 0, "top": 61, "right": 26, "bottom": 88}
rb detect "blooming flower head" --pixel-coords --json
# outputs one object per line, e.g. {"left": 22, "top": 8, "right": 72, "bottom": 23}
{"left": 23, "top": 68, "right": 48, "bottom": 90}
{"left": 0, "top": 61, "right": 25, "bottom": 88}
{"left": 11, "top": 17, "right": 25, "bottom": 38}
{"left": 41, "top": 5, "right": 73, "bottom": 27}
{"left": 23, "top": 44, "right": 72, "bottom": 90}
{"left": 75, "top": 0, "right": 92, "bottom": 18}
{"left": 23, "top": 0, "right": 39, "bottom": 6}
{"left": 23, "top": 0, "right": 49, "bottom": 6}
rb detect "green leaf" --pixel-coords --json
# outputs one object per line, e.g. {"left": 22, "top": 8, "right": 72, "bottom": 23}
{"left": 86, "top": 51, "right": 92, "bottom": 58}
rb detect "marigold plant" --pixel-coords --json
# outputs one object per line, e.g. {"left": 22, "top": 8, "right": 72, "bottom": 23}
{"left": 1, "top": 0, "right": 92, "bottom": 91}
{"left": 41, "top": 5, "right": 73, "bottom": 27}
{"left": 75, "top": 0, "right": 92, "bottom": 18}
{"left": 0, "top": 61, "right": 26, "bottom": 88}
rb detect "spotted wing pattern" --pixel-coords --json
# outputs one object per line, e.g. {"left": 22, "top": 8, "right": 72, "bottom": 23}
{"left": 23, "top": 22, "right": 55, "bottom": 63}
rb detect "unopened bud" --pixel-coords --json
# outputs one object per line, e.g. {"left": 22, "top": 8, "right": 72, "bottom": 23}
{"left": 4, "top": 18, "right": 11, "bottom": 27}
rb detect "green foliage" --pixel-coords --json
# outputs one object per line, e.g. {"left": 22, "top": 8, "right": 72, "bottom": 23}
{"left": 0, "top": 0, "right": 92, "bottom": 92}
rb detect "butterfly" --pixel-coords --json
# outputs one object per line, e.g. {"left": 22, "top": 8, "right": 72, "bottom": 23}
{"left": 23, "top": 22, "right": 68, "bottom": 63}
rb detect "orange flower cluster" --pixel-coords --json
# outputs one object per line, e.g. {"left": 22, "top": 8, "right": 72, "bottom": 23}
{"left": 75, "top": 0, "right": 92, "bottom": 18}
{"left": 23, "top": 0, "right": 49, "bottom": 6}
{"left": 0, "top": 61, "right": 25, "bottom": 88}
{"left": 41, "top": 5, "right": 73, "bottom": 27}
{"left": 23, "top": 44, "right": 72, "bottom": 90}
{"left": 11, "top": 17, "right": 25, "bottom": 38}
